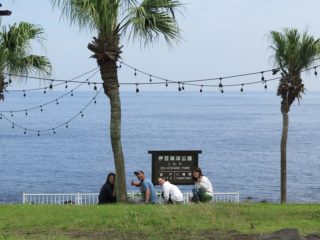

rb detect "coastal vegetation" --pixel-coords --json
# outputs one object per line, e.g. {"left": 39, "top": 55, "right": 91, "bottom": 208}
{"left": 0, "top": 203, "right": 320, "bottom": 239}
{"left": 0, "top": 22, "right": 51, "bottom": 100}
{"left": 50, "top": 0, "right": 183, "bottom": 202}
{"left": 269, "top": 29, "right": 320, "bottom": 203}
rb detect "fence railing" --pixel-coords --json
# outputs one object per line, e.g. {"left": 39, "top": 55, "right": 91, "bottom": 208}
{"left": 22, "top": 193, "right": 98, "bottom": 205}
{"left": 22, "top": 192, "right": 240, "bottom": 205}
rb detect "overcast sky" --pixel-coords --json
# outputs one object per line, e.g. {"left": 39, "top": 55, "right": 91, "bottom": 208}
{"left": 2, "top": 0, "right": 320, "bottom": 92}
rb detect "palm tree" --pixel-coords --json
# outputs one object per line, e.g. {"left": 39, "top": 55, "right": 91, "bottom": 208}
{"left": 269, "top": 28, "right": 320, "bottom": 203}
{"left": 0, "top": 22, "right": 51, "bottom": 100}
{"left": 51, "top": 0, "right": 182, "bottom": 202}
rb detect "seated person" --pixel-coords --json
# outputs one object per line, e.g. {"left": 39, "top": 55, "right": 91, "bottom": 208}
{"left": 191, "top": 167, "right": 213, "bottom": 203}
{"left": 98, "top": 172, "right": 117, "bottom": 204}
{"left": 157, "top": 177, "right": 184, "bottom": 204}
{"left": 131, "top": 170, "right": 157, "bottom": 204}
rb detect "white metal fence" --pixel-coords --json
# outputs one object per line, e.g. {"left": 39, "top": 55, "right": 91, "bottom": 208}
{"left": 22, "top": 192, "right": 239, "bottom": 205}
{"left": 22, "top": 193, "right": 98, "bottom": 205}
{"left": 212, "top": 192, "right": 240, "bottom": 203}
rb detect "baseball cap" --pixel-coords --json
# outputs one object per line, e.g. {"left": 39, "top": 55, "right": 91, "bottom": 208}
{"left": 134, "top": 170, "right": 144, "bottom": 175}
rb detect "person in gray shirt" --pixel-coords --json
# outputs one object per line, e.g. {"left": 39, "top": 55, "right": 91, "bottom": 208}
{"left": 131, "top": 170, "right": 157, "bottom": 204}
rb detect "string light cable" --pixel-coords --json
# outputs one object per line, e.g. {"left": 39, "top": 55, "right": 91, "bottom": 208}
{"left": 0, "top": 69, "right": 100, "bottom": 115}
{"left": 4, "top": 60, "right": 319, "bottom": 93}
{"left": 119, "top": 57, "right": 320, "bottom": 84}
{"left": 4, "top": 66, "right": 100, "bottom": 92}
{"left": 118, "top": 60, "right": 320, "bottom": 92}
{"left": 0, "top": 61, "right": 318, "bottom": 135}
{"left": 0, "top": 86, "right": 103, "bottom": 136}
{"left": 119, "top": 61, "right": 280, "bottom": 83}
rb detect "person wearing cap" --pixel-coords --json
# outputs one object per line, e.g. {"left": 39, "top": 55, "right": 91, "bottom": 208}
{"left": 131, "top": 170, "right": 157, "bottom": 204}
{"left": 98, "top": 172, "right": 117, "bottom": 204}
{"left": 157, "top": 177, "right": 184, "bottom": 204}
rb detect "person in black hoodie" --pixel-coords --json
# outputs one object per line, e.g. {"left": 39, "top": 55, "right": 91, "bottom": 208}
{"left": 98, "top": 172, "right": 117, "bottom": 204}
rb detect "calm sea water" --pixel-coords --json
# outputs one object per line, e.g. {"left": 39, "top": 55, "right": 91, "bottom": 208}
{"left": 1, "top": 90, "right": 320, "bottom": 203}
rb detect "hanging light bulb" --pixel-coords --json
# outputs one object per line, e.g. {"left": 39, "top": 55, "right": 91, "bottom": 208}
{"left": 149, "top": 75, "right": 152, "bottom": 82}
{"left": 12, "top": 123, "right": 14, "bottom": 129}
{"left": 10, "top": 112, "right": 13, "bottom": 117}
{"left": 65, "top": 81, "right": 68, "bottom": 89}
{"left": 94, "top": 83, "right": 97, "bottom": 91}
{"left": 219, "top": 78, "right": 223, "bottom": 93}
{"left": 24, "top": 129, "right": 27, "bottom": 135}
{"left": 178, "top": 82, "right": 181, "bottom": 92}
{"left": 71, "top": 90, "right": 74, "bottom": 97}
{"left": 40, "top": 106, "right": 43, "bottom": 112}
{"left": 81, "top": 111, "right": 84, "bottom": 117}
{"left": 49, "top": 81, "right": 53, "bottom": 89}
{"left": 165, "top": 80, "right": 168, "bottom": 87}
{"left": 56, "top": 99, "right": 59, "bottom": 105}
{"left": 93, "top": 97, "right": 97, "bottom": 104}
{"left": 8, "top": 75, "right": 12, "bottom": 84}
{"left": 66, "top": 123, "right": 69, "bottom": 128}
{"left": 182, "top": 83, "right": 185, "bottom": 91}
{"left": 43, "top": 88, "right": 47, "bottom": 94}
{"left": 23, "top": 91, "right": 26, "bottom": 97}
{"left": 25, "top": 110, "right": 28, "bottom": 116}
{"left": 37, "top": 131, "right": 40, "bottom": 136}
{"left": 136, "top": 83, "right": 140, "bottom": 93}
{"left": 272, "top": 68, "right": 280, "bottom": 75}
{"left": 264, "top": 83, "right": 268, "bottom": 90}
{"left": 240, "top": 84, "right": 244, "bottom": 92}
{"left": 134, "top": 69, "right": 137, "bottom": 76}
{"left": 261, "top": 71, "right": 264, "bottom": 82}
{"left": 53, "top": 129, "right": 56, "bottom": 135}
{"left": 200, "top": 85, "right": 203, "bottom": 93}
{"left": 314, "top": 67, "right": 318, "bottom": 76}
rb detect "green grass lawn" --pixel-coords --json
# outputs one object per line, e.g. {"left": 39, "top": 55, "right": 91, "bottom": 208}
{"left": 0, "top": 203, "right": 320, "bottom": 239}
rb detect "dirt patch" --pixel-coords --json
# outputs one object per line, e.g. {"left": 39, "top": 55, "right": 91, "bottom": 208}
{"left": 63, "top": 230, "right": 148, "bottom": 240}
{"left": 8, "top": 229, "right": 320, "bottom": 240}
{"left": 197, "top": 230, "right": 260, "bottom": 240}
{"left": 58, "top": 229, "right": 250, "bottom": 240}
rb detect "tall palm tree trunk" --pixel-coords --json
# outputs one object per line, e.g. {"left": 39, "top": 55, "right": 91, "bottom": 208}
{"left": 280, "top": 104, "right": 289, "bottom": 203}
{"left": 0, "top": 76, "right": 5, "bottom": 101}
{"left": 100, "top": 62, "right": 127, "bottom": 202}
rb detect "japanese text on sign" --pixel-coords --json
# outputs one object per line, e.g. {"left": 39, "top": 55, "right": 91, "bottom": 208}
{"left": 149, "top": 150, "right": 201, "bottom": 185}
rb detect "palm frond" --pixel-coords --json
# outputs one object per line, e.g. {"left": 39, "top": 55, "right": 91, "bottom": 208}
{"left": 0, "top": 22, "right": 52, "bottom": 76}
{"left": 269, "top": 31, "right": 288, "bottom": 74}
{"left": 51, "top": 0, "right": 121, "bottom": 34}
{"left": 121, "top": 0, "right": 183, "bottom": 47}
{"left": 270, "top": 28, "right": 320, "bottom": 106}
{"left": 0, "top": 22, "right": 45, "bottom": 58}
{"left": 0, "top": 21, "right": 51, "bottom": 100}
{"left": 9, "top": 55, "right": 51, "bottom": 77}
{"left": 269, "top": 28, "right": 320, "bottom": 74}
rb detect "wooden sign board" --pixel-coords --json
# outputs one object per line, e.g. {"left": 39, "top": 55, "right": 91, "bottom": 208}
{"left": 148, "top": 150, "right": 201, "bottom": 185}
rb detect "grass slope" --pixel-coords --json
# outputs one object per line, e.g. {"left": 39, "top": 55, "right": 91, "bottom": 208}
{"left": 0, "top": 203, "right": 320, "bottom": 239}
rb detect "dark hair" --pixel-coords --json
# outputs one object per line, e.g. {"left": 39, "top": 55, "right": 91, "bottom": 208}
{"left": 134, "top": 170, "right": 144, "bottom": 175}
{"left": 107, "top": 172, "right": 116, "bottom": 184}
{"left": 192, "top": 167, "right": 203, "bottom": 181}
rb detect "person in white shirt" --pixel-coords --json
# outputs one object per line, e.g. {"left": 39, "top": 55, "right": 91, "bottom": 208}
{"left": 157, "top": 177, "right": 184, "bottom": 204}
{"left": 191, "top": 167, "right": 213, "bottom": 203}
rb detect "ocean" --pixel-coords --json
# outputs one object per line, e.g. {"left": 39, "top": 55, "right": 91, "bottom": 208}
{"left": 1, "top": 89, "right": 320, "bottom": 203}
